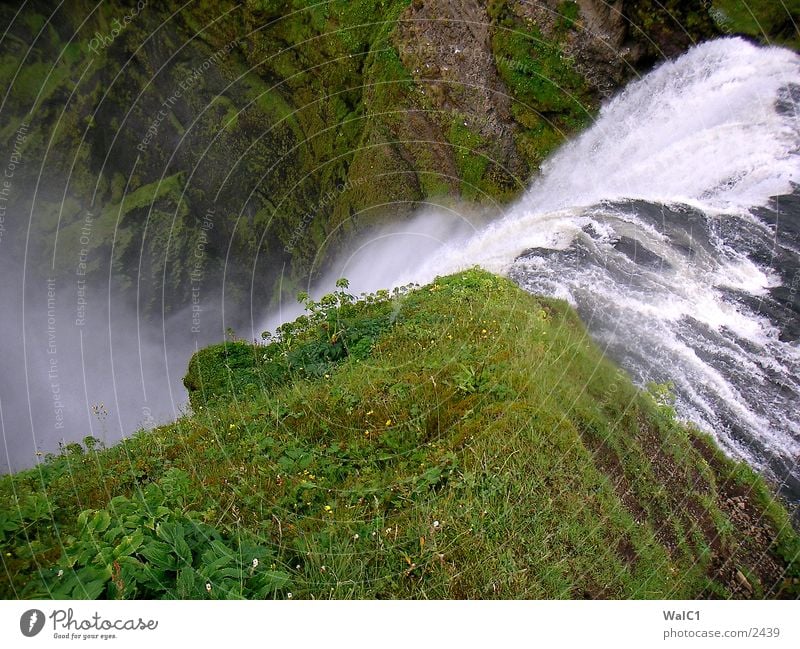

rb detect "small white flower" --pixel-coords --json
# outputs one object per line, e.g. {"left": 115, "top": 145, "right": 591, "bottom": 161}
{"left": 353, "top": 533, "right": 359, "bottom": 540}
{"left": 433, "top": 520, "right": 440, "bottom": 528}
{"left": 205, "top": 582, "right": 212, "bottom": 592}
{"left": 252, "top": 558, "right": 259, "bottom": 568}
{"left": 57, "top": 569, "right": 64, "bottom": 578}
{"left": 287, "top": 592, "right": 293, "bottom": 599}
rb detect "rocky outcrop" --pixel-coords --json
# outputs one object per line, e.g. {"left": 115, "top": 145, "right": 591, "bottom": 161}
{"left": 394, "top": 0, "right": 527, "bottom": 182}
{"left": 0, "top": 0, "right": 723, "bottom": 317}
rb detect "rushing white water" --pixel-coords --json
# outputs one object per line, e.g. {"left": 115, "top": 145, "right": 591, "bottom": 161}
{"left": 400, "top": 38, "right": 800, "bottom": 281}
{"left": 278, "top": 38, "right": 800, "bottom": 497}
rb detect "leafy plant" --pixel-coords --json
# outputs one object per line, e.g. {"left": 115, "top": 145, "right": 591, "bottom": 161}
{"left": 30, "top": 479, "right": 289, "bottom": 600}
{"left": 452, "top": 363, "right": 490, "bottom": 395}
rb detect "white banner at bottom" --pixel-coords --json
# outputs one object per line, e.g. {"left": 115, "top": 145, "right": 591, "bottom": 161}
{"left": 1, "top": 600, "right": 797, "bottom": 648}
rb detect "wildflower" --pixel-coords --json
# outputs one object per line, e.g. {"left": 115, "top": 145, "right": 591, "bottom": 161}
{"left": 229, "top": 423, "right": 235, "bottom": 429}
{"left": 205, "top": 582, "right": 212, "bottom": 592}
{"left": 353, "top": 533, "right": 359, "bottom": 540}
{"left": 433, "top": 520, "right": 440, "bottom": 528}
{"left": 324, "top": 505, "right": 332, "bottom": 513}
{"left": 385, "top": 419, "right": 392, "bottom": 426}
{"left": 57, "top": 569, "right": 64, "bottom": 578}
{"left": 366, "top": 410, "right": 374, "bottom": 416}
{"left": 252, "top": 558, "right": 259, "bottom": 568}
{"left": 287, "top": 592, "right": 293, "bottom": 599}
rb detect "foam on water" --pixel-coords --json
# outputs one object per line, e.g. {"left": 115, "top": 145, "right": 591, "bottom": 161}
{"left": 277, "top": 38, "right": 800, "bottom": 497}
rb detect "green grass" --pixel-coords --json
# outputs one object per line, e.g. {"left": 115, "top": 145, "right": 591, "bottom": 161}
{"left": 2, "top": 270, "right": 798, "bottom": 599}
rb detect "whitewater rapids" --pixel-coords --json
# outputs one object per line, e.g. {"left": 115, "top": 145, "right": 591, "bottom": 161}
{"left": 297, "top": 38, "right": 800, "bottom": 500}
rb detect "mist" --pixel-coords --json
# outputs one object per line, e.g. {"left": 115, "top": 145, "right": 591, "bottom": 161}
{"left": 1, "top": 189, "right": 483, "bottom": 472}
{"left": 255, "top": 205, "right": 484, "bottom": 337}
{"left": 0, "top": 189, "right": 238, "bottom": 472}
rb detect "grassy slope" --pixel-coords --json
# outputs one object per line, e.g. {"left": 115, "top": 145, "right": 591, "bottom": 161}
{"left": 1, "top": 269, "right": 798, "bottom": 599}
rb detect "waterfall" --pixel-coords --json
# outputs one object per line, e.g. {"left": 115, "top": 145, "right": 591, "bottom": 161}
{"left": 315, "top": 38, "right": 800, "bottom": 498}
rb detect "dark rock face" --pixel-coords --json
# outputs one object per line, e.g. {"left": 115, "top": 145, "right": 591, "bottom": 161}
{"left": 0, "top": 0, "right": 722, "bottom": 318}
{"left": 621, "top": 0, "right": 720, "bottom": 61}
{"left": 394, "top": 0, "right": 527, "bottom": 180}
{"left": 511, "top": 0, "right": 634, "bottom": 100}
{"left": 510, "top": 0, "right": 720, "bottom": 97}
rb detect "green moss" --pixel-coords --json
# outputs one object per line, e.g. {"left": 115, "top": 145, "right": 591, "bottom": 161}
{"left": 712, "top": 0, "right": 800, "bottom": 49}
{"left": 489, "top": 8, "right": 594, "bottom": 170}
{"left": 10, "top": 60, "right": 73, "bottom": 108}
{"left": 184, "top": 341, "right": 278, "bottom": 408}
{"left": 557, "top": 1, "right": 580, "bottom": 32}
{"left": 448, "top": 117, "right": 488, "bottom": 199}
{"left": 446, "top": 116, "right": 518, "bottom": 202}
{"left": 52, "top": 173, "right": 185, "bottom": 257}
{"left": 0, "top": 0, "right": 608, "bottom": 310}
{"left": 623, "top": 1, "right": 720, "bottom": 59}
{"left": 22, "top": 11, "right": 47, "bottom": 33}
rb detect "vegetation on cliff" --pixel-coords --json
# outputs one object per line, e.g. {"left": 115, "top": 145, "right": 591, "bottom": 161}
{"left": 1, "top": 269, "right": 798, "bottom": 598}
{"left": 0, "top": 0, "right": 739, "bottom": 315}
{"left": 710, "top": 0, "right": 800, "bottom": 50}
